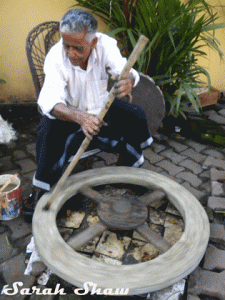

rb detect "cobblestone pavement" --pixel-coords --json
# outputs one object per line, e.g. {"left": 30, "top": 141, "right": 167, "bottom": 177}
{"left": 1, "top": 105, "right": 225, "bottom": 300}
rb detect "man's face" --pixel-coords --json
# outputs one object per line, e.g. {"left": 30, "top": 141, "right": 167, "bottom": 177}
{"left": 62, "top": 31, "right": 97, "bottom": 69}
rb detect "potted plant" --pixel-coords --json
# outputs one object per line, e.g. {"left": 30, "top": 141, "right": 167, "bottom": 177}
{"left": 74, "top": 0, "right": 225, "bottom": 119}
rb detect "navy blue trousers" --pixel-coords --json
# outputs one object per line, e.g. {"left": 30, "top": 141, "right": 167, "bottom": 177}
{"left": 33, "top": 98, "right": 152, "bottom": 191}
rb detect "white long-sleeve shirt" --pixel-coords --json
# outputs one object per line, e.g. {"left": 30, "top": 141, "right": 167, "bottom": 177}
{"left": 37, "top": 32, "right": 140, "bottom": 119}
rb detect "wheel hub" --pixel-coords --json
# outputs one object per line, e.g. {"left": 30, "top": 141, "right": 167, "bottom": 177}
{"left": 97, "top": 195, "right": 148, "bottom": 230}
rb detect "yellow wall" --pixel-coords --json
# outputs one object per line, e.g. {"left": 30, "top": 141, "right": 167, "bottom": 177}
{"left": 0, "top": 0, "right": 105, "bottom": 102}
{"left": 0, "top": 0, "right": 225, "bottom": 103}
{"left": 198, "top": 0, "right": 225, "bottom": 92}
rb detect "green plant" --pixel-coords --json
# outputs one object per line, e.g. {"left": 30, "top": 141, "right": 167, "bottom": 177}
{"left": 74, "top": 0, "right": 225, "bottom": 117}
{"left": 0, "top": 78, "right": 6, "bottom": 83}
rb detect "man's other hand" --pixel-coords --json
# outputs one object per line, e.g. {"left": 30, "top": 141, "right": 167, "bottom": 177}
{"left": 113, "top": 73, "right": 135, "bottom": 98}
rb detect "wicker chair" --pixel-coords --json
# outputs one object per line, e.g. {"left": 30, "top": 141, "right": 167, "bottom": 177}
{"left": 26, "top": 21, "right": 60, "bottom": 97}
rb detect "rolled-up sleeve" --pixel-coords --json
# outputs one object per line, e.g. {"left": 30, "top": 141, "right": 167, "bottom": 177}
{"left": 37, "top": 49, "right": 68, "bottom": 119}
{"left": 104, "top": 36, "right": 140, "bottom": 87}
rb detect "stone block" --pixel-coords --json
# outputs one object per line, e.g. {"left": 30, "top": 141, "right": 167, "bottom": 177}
{"left": 203, "top": 149, "right": 224, "bottom": 160}
{"left": 203, "top": 156, "right": 225, "bottom": 170}
{"left": 188, "top": 267, "right": 225, "bottom": 299}
{"left": 186, "top": 140, "right": 208, "bottom": 152}
{"left": 0, "top": 232, "right": 14, "bottom": 263}
{"left": 159, "top": 149, "right": 187, "bottom": 164}
{"left": 179, "top": 159, "right": 203, "bottom": 175}
{"left": 143, "top": 149, "right": 164, "bottom": 164}
{"left": 151, "top": 142, "right": 166, "bottom": 153}
{"left": 156, "top": 160, "right": 185, "bottom": 176}
{"left": 176, "top": 172, "right": 203, "bottom": 187}
{"left": 1, "top": 215, "right": 32, "bottom": 240}
{"left": 181, "top": 182, "right": 206, "bottom": 200}
{"left": 208, "top": 196, "right": 225, "bottom": 211}
{"left": 141, "top": 160, "right": 163, "bottom": 173}
{"left": 211, "top": 181, "right": 224, "bottom": 196}
{"left": 210, "top": 223, "right": 225, "bottom": 242}
{"left": 180, "top": 149, "right": 207, "bottom": 163}
{"left": 96, "top": 152, "right": 118, "bottom": 165}
{"left": 210, "top": 168, "right": 225, "bottom": 181}
{"left": 1, "top": 252, "right": 27, "bottom": 283}
{"left": 13, "top": 150, "right": 27, "bottom": 160}
{"left": 16, "top": 159, "right": 36, "bottom": 174}
{"left": 167, "top": 140, "right": 188, "bottom": 152}
{"left": 218, "top": 108, "right": 225, "bottom": 117}
{"left": 208, "top": 113, "right": 225, "bottom": 125}
{"left": 203, "top": 244, "right": 225, "bottom": 271}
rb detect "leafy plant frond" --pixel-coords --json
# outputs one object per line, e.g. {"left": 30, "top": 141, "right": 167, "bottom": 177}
{"left": 73, "top": 0, "right": 225, "bottom": 117}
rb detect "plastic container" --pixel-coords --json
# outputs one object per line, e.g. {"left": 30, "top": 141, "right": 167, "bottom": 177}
{"left": 0, "top": 174, "right": 21, "bottom": 220}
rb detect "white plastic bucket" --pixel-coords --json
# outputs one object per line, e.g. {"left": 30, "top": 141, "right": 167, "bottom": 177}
{"left": 0, "top": 174, "right": 21, "bottom": 220}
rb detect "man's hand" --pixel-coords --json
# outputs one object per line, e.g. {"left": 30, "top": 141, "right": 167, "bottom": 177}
{"left": 80, "top": 112, "right": 102, "bottom": 139}
{"left": 50, "top": 103, "right": 105, "bottom": 139}
{"left": 113, "top": 73, "right": 135, "bottom": 98}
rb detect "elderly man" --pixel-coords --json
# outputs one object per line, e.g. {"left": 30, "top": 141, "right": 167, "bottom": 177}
{"left": 23, "top": 8, "right": 152, "bottom": 218}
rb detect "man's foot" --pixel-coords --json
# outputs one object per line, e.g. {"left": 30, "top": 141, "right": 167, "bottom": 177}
{"left": 23, "top": 188, "right": 45, "bottom": 223}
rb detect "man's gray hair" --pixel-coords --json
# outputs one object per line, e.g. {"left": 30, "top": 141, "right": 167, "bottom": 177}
{"left": 60, "top": 9, "right": 98, "bottom": 43}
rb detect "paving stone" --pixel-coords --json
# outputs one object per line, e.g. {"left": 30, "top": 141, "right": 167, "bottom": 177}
{"left": 176, "top": 172, "right": 203, "bottom": 187}
{"left": 203, "top": 110, "right": 218, "bottom": 117}
{"left": 167, "top": 140, "right": 188, "bottom": 152}
{"left": 16, "top": 159, "right": 36, "bottom": 173}
{"left": 95, "top": 231, "right": 131, "bottom": 260}
{"left": 208, "top": 196, "right": 225, "bottom": 211}
{"left": 210, "top": 168, "right": 225, "bottom": 181}
{"left": 203, "top": 149, "right": 225, "bottom": 160}
{"left": 91, "top": 160, "right": 106, "bottom": 169}
{"left": 200, "top": 181, "right": 211, "bottom": 194}
{"left": 96, "top": 152, "right": 118, "bottom": 165}
{"left": 28, "top": 148, "right": 36, "bottom": 157}
{"left": 211, "top": 180, "right": 224, "bottom": 196}
{"left": 1, "top": 274, "right": 36, "bottom": 299}
{"left": 30, "top": 261, "right": 47, "bottom": 276}
{"left": 185, "top": 140, "right": 208, "bottom": 152}
{"left": 13, "top": 150, "right": 27, "bottom": 160}
{"left": 58, "top": 295, "right": 82, "bottom": 300}
{"left": 0, "top": 232, "right": 14, "bottom": 263}
{"left": 151, "top": 142, "right": 166, "bottom": 153}
{"left": 159, "top": 149, "right": 187, "bottom": 164}
{"left": 203, "top": 244, "right": 225, "bottom": 271}
{"left": 199, "top": 170, "right": 210, "bottom": 178}
{"left": 1, "top": 215, "right": 32, "bottom": 240}
{"left": 188, "top": 267, "right": 225, "bottom": 299}
{"left": 143, "top": 148, "right": 164, "bottom": 164}
{"left": 156, "top": 160, "right": 185, "bottom": 176}
{"left": 181, "top": 182, "right": 206, "bottom": 200}
{"left": 1, "top": 252, "right": 27, "bottom": 283}
{"left": 208, "top": 113, "right": 225, "bottom": 124}
{"left": 160, "top": 171, "right": 184, "bottom": 184}
{"left": 210, "top": 223, "right": 225, "bottom": 242}
{"left": 0, "top": 156, "right": 15, "bottom": 171}
{"left": 141, "top": 160, "right": 164, "bottom": 173}
{"left": 203, "top": 156, "right": 225, "bottom": 170}
{"left": 179, "top": 159, "right": 203, "bottom": 175}
{"left": 180, "top": 148, "right": 207, "bottom": 163}
{"left": 26, "top": 143, "right": 36, "bottom": 150}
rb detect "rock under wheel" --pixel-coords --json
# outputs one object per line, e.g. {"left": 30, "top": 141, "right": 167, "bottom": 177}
{"left": 33, "top": 167, "right": 210, "bottom": 295}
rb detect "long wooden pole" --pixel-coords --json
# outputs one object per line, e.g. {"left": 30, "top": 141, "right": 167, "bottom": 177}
{"left": 43, "top": 35, "right": 149, "bottom": 210}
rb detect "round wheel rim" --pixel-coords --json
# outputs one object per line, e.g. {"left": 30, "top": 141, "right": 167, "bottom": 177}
{"left": 33, "top": 167, "right": 210, "bottom": 295}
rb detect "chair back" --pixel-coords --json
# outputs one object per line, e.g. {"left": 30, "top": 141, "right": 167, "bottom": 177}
{"left": 26, "top": 21, "right": 60, "bottom": 97}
